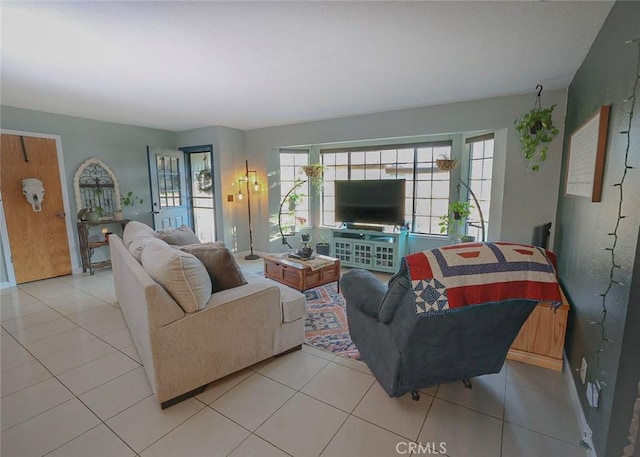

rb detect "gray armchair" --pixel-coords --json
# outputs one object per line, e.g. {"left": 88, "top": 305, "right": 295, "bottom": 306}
{"left": 341, "top": 267, "right": 538, "bottom": 399}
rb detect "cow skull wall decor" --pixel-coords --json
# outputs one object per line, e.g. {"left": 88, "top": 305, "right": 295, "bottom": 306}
{"left": 22, "top": 178, "right": 45, "bottom": 212}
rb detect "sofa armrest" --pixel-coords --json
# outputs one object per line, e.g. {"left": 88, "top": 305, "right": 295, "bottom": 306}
{"left": 341, "top": 269, "right": 387, "bottom": 319}
{"left": 203, "top": 281, "right": 282, "bottom": 312}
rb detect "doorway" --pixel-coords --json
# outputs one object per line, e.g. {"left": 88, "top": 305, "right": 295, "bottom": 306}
{"left": 0, "top": 132, "right": 74, "bottom": 284}
{"left": 182, "top": 145, "right": 216, "bottom": 243}
{"left": 147, "top": 145, "right": 216, "bottom": 242}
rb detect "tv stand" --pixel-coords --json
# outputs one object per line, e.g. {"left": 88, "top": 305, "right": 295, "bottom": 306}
{"left": 331, "top": 228, "right": 408, "bottom": 273}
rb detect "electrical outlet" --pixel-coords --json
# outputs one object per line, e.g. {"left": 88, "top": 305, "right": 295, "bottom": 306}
{"left": 580, "top": 358, "right": 587, "bottom": 384}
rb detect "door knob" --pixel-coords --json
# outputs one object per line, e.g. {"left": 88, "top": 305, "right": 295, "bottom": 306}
{"left": 56, "top": 212, "right": 66, "bottom": 218}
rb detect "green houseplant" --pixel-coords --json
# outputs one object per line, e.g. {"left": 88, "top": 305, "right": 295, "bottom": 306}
{"left": 287, "top": 192, "right": 302, "bottom": 211}
{"left": 121, "top": 191, "right": 144, "bottom": 208}
{"left": 515, "top": 105, "right": 560, "bottom": 171}
{"left": 439, "top": 201, "right": 473, "bottom": 236}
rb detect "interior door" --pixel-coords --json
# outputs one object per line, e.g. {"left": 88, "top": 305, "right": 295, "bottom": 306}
{"left": 147, "top": 146, "right": 190, "bottom": 229}
{"left": 0, "top": 134, "right": 72, "bottom": 283}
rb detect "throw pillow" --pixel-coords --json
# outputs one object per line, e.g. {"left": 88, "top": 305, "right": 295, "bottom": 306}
{"left": 156, "top": 225, "right": 201, "bottom": 246}
{"left": 141, "top": 240, "right": 211, "bottom": 313}
{"left": 128, "top": 235, "right": 164, "bottom": 263}
{"left": 180, "top": 245, "right": 247, "bottom": 292}
{"left": 122, "top": 221, "right": 157, "bottom": 248}
{"left": 178, "top": 241, "right": 226, "bottom": 251}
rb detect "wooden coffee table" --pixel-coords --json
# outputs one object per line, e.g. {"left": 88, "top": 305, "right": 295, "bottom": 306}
{"left": 263, "top": 253, "right": 340, "bottom": 292}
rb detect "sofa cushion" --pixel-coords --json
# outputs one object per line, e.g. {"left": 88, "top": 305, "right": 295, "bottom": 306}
{"left": 128, "top": 236, "right": 163, "bottom": 263}
{"left": 179, "top": 245, "right": 247, "bottom": 292}
{"left": 156, "top": 225, "right": 201, "bottom": 246}
{"left": 123, "top": 221, "right": 157, "bottom": 248}
{"left": 141, "top": 240, "right": 211, "bottom": 313}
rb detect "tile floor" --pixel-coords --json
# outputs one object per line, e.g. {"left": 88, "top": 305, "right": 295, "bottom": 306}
{"left": 1, "top": 266, "right": 588, "bottom": 457}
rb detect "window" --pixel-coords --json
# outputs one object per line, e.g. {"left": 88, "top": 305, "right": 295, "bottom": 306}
{"left": 321, "top": 142, "right": 452, "bottom": 235}
{"left": 187, "top": 150, "right": 216, "bottom": 243}
{"left": 279, "top": 150, "right": 310, "bottom": 234}
{"left": 156, "top": 155, "right": 181, "bottom": 208}
{"left": 466, "top": 134, "right": 493, "bottom": 240}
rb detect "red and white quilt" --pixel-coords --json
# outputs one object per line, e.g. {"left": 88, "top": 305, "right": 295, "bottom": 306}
{"left": 404, "top": 242, "right": 562, "bottom": 314}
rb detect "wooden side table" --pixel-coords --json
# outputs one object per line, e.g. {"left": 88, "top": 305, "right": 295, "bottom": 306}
{"left": 77, "top": 220, "right": 129, "bottom": 275}
{"left": 264, "top": 254, "right": 340, "bottom": 292}
{"left": 507, "top": 289, "right": 570, "bottom": 371}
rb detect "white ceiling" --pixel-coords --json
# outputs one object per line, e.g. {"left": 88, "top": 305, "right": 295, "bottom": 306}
{"left": 1, "top": 1, "right": 613, "bottom": 132}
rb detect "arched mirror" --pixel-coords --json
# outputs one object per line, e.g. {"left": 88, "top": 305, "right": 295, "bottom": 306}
{"left": 73, "top": 158, "right": 121, "bottom": 217}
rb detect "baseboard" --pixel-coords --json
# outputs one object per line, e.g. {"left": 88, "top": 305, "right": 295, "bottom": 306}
{"left": 564, "top": 351, "right": 597, "bottom": 457}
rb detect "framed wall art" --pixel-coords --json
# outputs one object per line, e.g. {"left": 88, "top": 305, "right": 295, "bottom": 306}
{"left": 566, "top": 105, "right": 610, "bottom": 202}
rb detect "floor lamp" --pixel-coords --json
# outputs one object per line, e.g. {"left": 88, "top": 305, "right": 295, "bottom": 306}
{"left": 238, "top": 160, "right": 260, "bottom": 260}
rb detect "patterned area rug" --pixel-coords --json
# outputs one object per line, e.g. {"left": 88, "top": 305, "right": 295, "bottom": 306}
{"left": 304, "top": 283, "right": 360, "bottom": 359}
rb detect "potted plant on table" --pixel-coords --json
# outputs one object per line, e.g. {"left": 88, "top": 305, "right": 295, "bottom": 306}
{"left": 81, "top": 206, "right": 104, "bottom": 223}
{"left": 299, "top": 232, "right": 313, "bottom": 259}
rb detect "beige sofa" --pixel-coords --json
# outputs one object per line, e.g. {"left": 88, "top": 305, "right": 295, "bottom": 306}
{"left": 109, "top": 226, "right": 306, "bottom": 408}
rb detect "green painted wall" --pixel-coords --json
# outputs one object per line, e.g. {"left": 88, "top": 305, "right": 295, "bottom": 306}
{"left": 556, "top": 2, "right": 640, "bottom": 456}
{"left": 1, "top": 105, "right": 176, "bottom": 269}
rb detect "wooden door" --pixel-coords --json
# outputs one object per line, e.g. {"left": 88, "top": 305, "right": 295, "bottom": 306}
{"left": 1, "top": 134, "right": 72, "bottom": 283}
{"left": 147, "top": 146, "right": 190, "bottom": 230}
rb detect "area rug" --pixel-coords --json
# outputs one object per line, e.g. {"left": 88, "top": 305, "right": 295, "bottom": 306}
{"left": 304, "top": 283, "right": 360, "bottom": 360}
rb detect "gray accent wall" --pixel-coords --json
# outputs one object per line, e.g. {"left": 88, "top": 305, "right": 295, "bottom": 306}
{"left": 555, "top": 2, "right": 640, "bottom": 456}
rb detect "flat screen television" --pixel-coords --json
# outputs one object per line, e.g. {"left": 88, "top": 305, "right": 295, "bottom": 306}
{"left": 335, "top": 179, "right": 406, "bottom": 226}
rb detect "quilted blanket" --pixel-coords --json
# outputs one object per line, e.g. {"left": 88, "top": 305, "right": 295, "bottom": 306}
{"left": 403, "top": 242, "right": 562, "bottom": 315}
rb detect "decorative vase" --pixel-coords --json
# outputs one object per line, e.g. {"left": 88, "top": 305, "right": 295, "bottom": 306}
{"left": 85, "top": 211, "right": 99, "bottom": 223}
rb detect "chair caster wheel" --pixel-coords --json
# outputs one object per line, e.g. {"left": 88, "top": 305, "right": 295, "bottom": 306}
{"left": 411, "top": 391, "right": 420, "bottom": 401}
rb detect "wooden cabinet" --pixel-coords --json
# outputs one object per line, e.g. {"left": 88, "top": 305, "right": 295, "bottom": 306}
{"left": 507, "top": 289, "right": 570, "bottom": 371}
{"left": 77, "top": 220, "right": 128, "bottom": 275}
{"left": 264, "top": 254, "right": 340, "bottom": 291}
{"left": 331, "top": 229, "right": 408, "bottom": 273}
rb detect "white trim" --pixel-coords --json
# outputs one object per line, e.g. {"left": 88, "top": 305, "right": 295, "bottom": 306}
{"left": 73, "top": 157, "right": 121, "bottom": 212}
{"left": 0, "top": 129, "right": 81, "bottom": 279}
{"left": 0, "top": 190, "right": 17, "bottom": 288}
{"left": 564, "top": 351, "right": 597, "bottom": 457}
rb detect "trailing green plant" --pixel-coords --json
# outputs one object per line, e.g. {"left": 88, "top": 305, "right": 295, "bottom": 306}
{"left": 515, "top": 105, "right": 560, "bottom": 171}
{"left": 287, "top": 192, "right": 302, "bottom": 211}
{"left": 121, "top": 191, "right": 144, "bottom": 208}
{"left": 439, "top": 201, "right": 473, "bottom": 235}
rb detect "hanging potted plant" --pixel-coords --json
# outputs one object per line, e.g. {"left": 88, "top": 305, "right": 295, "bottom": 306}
{"left": 301, "top": 163, "right": 324, "bottom": 192}
{"left": 515, "top": 85, "right": 560, "bottom": 171}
